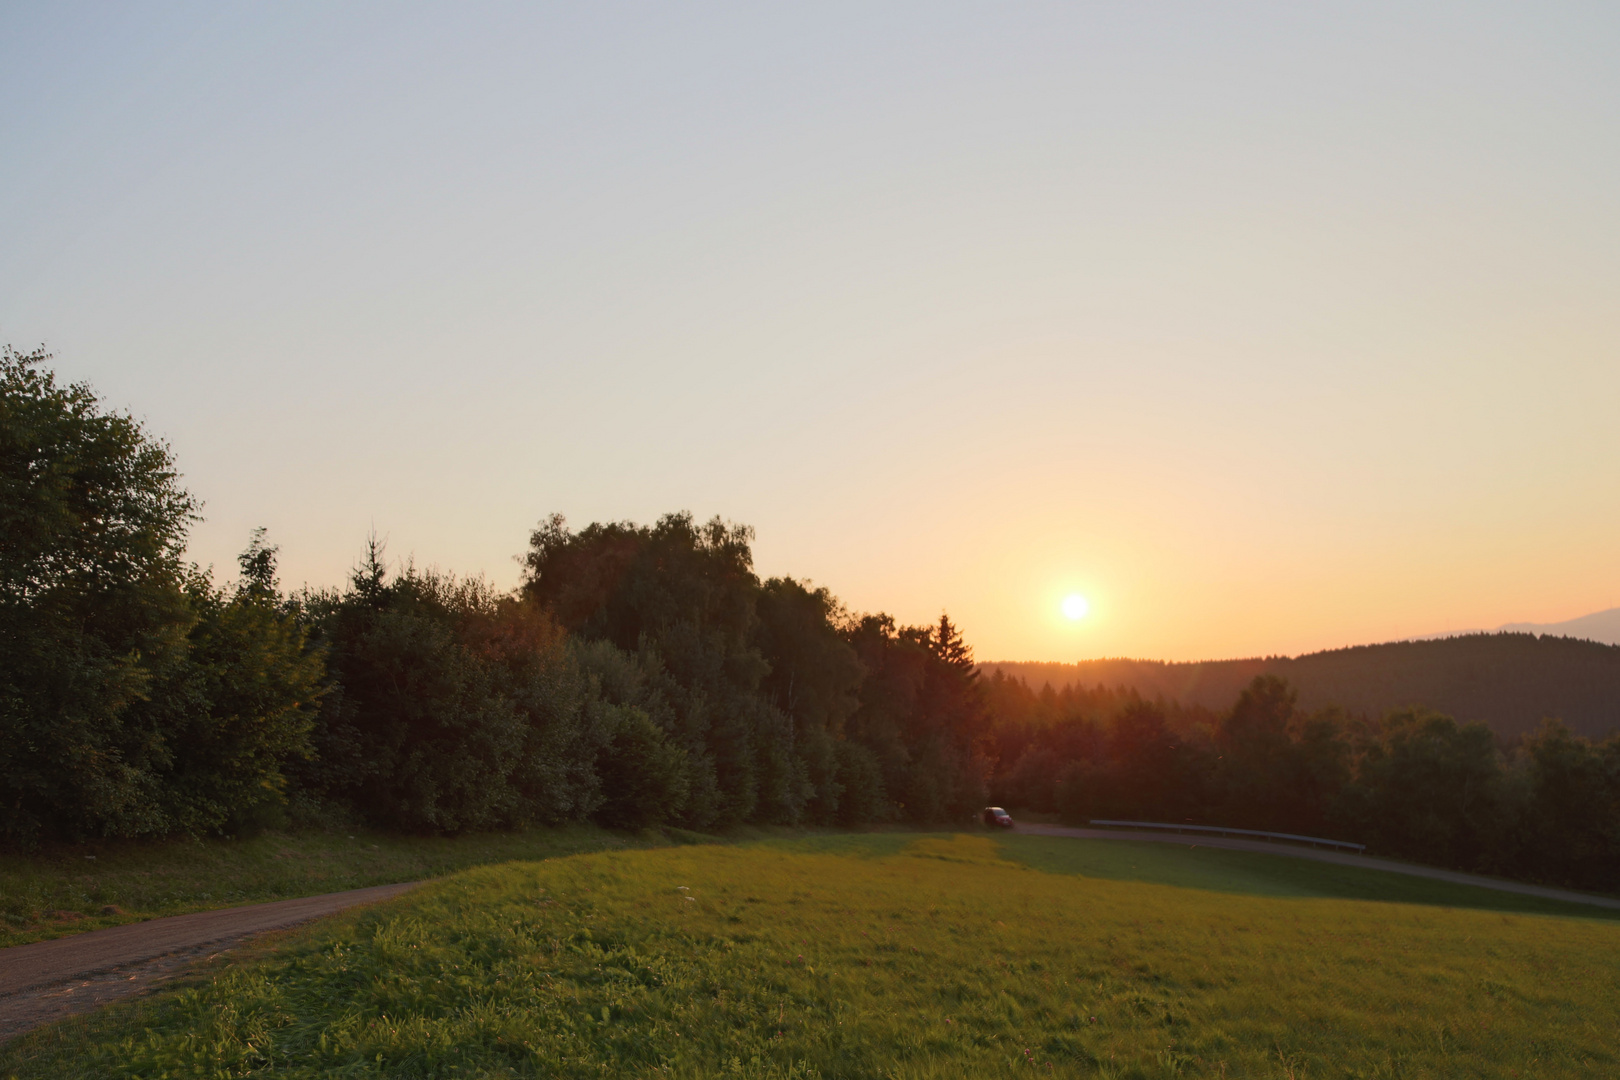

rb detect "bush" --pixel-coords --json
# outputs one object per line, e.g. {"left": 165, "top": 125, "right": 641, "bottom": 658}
{"left": 133, "top": 547, "right": 324, "bottom": 835}
{"left": 302, "top": 550, "right": 610, "bottom": 833}
{"left": 593, "top": 705, "right": 690, "bottom": 829}
{"left": 832, "top": 740, "right": 888, "bottom": 826}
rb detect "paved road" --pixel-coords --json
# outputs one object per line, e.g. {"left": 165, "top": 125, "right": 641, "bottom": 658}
{"left": 0, "top": 882, "right": 420, "bottom": 1042}
{"left": 1016, "top": 823, "right": 1620, "bottom": 911}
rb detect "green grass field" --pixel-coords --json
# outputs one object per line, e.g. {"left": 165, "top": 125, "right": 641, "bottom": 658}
{"left": 5, "top": 832, "right": 1618, "bottom": 1078}
{"left": 0, "top": 825, "right": 700, "bottom": 948}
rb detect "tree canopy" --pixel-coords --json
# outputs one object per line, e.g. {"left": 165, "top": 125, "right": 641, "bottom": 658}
{"left": 0, "top": 348, "right": 317, "bottom": 844}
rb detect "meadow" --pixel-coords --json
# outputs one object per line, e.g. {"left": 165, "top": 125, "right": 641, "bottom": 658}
{"left": 4, "top": 832, "right": 1618, "bottom": 1078}
{"left": 0, "top": 826, "right": 698, "bottom": 948}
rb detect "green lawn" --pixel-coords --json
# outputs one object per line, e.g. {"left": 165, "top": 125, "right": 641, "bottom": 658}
{"left": 0, "top": 825, "right": 703, "bottom": 948}
{"left": 5, "top": 832, "right": 1618, "bottom": 1078}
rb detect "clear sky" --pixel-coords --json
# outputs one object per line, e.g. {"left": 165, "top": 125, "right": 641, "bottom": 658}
{"left": 3, "top": 3, "right": 1617, "bottom": 662}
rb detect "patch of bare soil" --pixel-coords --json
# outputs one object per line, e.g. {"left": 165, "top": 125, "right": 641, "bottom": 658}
{"left": 0, "top": 942, "right": 229, "bottom": 1043}
{"left": 0, "top": 881, "right": 419, "bottom": 1043}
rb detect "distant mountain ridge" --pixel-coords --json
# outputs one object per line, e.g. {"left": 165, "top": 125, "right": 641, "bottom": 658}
{"left": 981, "top": 632, "right": 1620, "bottom": 741}
{"left": 1493, "top": 606, "right": 1620, "bottom": 645}
{"left": 1417, "top": 607, "right": 1620, "bottom": 646}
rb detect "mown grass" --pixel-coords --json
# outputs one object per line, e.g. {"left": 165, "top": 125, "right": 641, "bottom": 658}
{"left": 0, "top": 825, "right": 706, "bottom": 948}
{"left": 5, "top": 833, "right": 1619, "bottom": 1078}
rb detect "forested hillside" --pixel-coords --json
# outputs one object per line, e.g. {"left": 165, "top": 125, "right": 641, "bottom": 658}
{"left": 985, "top": 633, "right": 1620, "bottom": 740}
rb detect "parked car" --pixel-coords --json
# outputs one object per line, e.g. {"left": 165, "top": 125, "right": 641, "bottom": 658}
{"left": 982, "top": 806, "right": 1014, "bottom": 828}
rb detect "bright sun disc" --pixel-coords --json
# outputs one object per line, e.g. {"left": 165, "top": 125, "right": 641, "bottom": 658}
{"left": 1061, "top": 594, "right": 1089, "bottom": 620}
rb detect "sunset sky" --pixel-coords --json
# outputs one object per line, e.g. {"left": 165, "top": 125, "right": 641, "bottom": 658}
{"left": 3, "top": 3, "right": 1617, "bottom": 663}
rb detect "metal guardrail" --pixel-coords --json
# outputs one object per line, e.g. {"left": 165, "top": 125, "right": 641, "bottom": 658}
{"left": 1088, "top": 819, "right": 1367, "bottom": 853}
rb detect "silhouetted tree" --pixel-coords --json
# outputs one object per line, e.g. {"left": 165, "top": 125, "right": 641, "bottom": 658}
{"left": 756, "top": 577, "right": 864, "bottom": 823}
{"left": 1342, "top": 708, "right": 1506, "bottom": 870}
{"left": 1508, "top": 719, "right": 1620, "bottom": 891}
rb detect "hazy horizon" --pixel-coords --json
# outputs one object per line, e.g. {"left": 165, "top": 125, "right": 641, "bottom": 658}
{"left": 981, "top": 605, "right": 1620, "bottom": 664}
{"left": 5, "top": 3, "right": 1617, "bottom": 662}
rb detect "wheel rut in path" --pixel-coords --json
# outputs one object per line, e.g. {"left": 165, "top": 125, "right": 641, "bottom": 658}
{"left": 0, "top": 881, "right": 420, "bottom": 1043}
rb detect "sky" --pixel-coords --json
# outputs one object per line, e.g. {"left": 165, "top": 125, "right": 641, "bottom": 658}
{"left": 3, "top": 2, "right": 1618, "bottom": 663}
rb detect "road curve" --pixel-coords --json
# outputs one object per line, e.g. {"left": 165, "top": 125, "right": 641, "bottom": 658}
{"left": 1016, "top": 823, "right": 1620, "bottom": 911}
{"left": 0, "top": 881, "right": 420, "bottom": 1042}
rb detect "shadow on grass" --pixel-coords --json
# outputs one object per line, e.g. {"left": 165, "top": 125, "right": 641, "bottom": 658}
{"left": 991, "top": 832, "right": 1620, "bottom": 920}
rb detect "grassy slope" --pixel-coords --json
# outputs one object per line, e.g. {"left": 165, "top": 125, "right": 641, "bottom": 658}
{"left": 5, "top": 833, "right": 1618, "bottom": 1079}
{"left": 0, "top": 826, "right": 696, "bottom": 948}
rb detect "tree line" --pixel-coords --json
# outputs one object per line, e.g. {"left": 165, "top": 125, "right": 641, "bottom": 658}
{"left": 986, "top": 631, "right": 1620, "bottom": 741}
{"left": 984, "top": 672, "right": 1620, "bottom": 893}
{"left": 4, "top": 346, "right": 1618, "bottom": 896}
{"left": 1, "top": 349, "right": 988, "bottom": 847}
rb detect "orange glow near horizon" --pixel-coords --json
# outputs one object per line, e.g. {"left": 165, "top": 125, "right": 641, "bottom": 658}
{"left": 10, "top": 7, "right": 1615, "bottom": 666}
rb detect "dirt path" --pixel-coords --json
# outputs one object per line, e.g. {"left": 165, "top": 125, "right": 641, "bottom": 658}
{"left": 1017, "top": 824, "right": 1620, "bottom": 910}
{"left": 0, "top": 881, "right": 419, "bottom": 1043}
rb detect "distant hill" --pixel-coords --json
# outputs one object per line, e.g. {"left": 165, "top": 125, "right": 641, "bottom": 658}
{"left": 1495, "top": 607, "right": 1620, "bottom": 646}
{"left": 981, "top": 633, "right": 1620, "bottom": 741}
{"left": 1419, "top": 607, "right": 1620, "bottom": 646}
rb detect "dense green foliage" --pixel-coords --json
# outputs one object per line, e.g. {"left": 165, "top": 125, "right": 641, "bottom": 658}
{"left": 0, "top": 350, "right": 319, "bottom": 846}
{"left": 281, "top": 512, "right": 988, "bottom": 839}
{"left": 988, "top": 631, "right": 1620, "bottom": 740}
{"left": 6, "top": 835, "right": 1617, "bottom": 1078}
{"left": 292, "top": 544, "right": 611, "bottom": 834}
{"left": 0, "top": 351, "right": 989, "bottom": 846}
{"left": 520, "top": 513, "right": 988, "bottom": 829}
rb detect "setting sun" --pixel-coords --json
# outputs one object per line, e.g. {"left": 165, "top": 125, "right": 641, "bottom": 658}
{"left": 1061, "top": 593, "right": 1089, "bottom": 621}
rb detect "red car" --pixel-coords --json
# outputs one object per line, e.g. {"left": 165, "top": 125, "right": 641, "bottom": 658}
{"left": 982, "top": 806, "right": 1014, "bottom": 828}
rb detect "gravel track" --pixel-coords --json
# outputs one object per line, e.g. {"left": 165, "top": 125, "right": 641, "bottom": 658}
{"left": 0, "top": 882, "right": 419, "bottom": 1042}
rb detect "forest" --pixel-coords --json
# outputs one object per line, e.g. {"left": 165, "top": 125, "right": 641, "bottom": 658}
{"left": 987, "top": 631, "right": 1620, "bottom": 740}
{"left": 4, "top": 346, "right": 1619, "bottom": 894}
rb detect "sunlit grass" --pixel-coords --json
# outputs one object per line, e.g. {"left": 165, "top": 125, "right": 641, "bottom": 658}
{"left": 5, "top": 833, "right": 1618, "bottom": 1077}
